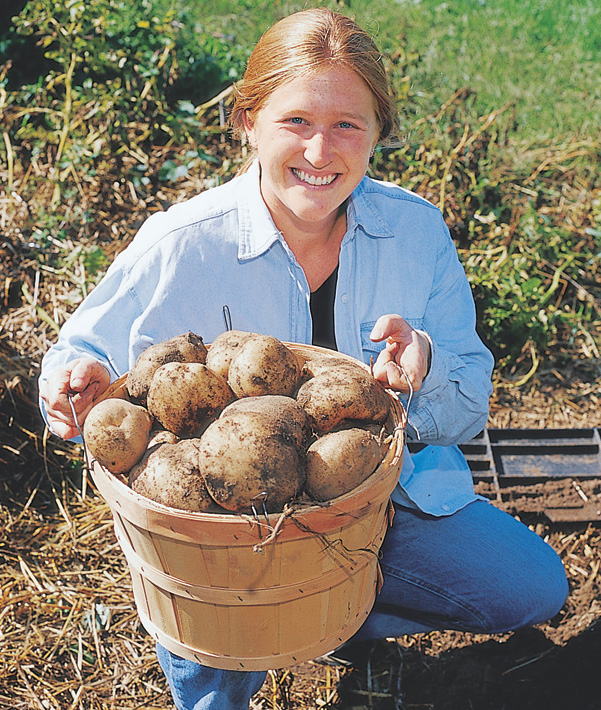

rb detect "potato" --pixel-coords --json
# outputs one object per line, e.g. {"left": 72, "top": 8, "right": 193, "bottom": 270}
{"left": 221, "top": 395, "right": 311, "bottom": 448}
{"left": 228, "top": 334, "right": 303, "bottom": 398}
{"left": 296, "top": 369, "right": 390, "bottom": 434}
{"left": 127, "top": 332, "right": 207, "bottom": 404}
{"left": 205, "top": 330, "right": 258, "bottom": 379}
{"left": 84, "top": 398, "right": 152, "bottom": 474}
{"left": 129, "top": 439, "right": 222, "bottom": 512}
{"left": 302, "top": 352, "right": 369, "bottom": 378}
{"left": 331, "top": 418, "right": 392, "bottom": 441}
{"left": 305, "top": 428, "right": 383, "bottom": 501}
{"left": 147, "top": 362, "right": 235, "bottom": 437}
{"left": 196, "top": 411, "right": 306, "bottom": 513}
{"left": 148, "top": 429, "right": 179, "bottom": 448}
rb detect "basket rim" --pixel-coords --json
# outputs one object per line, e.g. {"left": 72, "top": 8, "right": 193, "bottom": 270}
{"left": 91, "top": 341, "right": 406, "bottom": 527}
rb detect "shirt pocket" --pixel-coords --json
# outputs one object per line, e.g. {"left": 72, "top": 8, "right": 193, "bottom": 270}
{"left": 360, "top": 318, "right": 425, "bottom": 363}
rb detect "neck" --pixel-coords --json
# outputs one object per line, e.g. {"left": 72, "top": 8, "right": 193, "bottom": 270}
{"left": 280, "top": 207, "right": 346, "bottom": 292}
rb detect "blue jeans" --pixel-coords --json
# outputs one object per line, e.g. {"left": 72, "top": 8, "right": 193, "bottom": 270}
{"left": 157, "top": 500, "right": 568, "bottom": 709}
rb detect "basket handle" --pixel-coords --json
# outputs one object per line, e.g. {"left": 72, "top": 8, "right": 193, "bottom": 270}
{"left": 68, "top": 393, "right": 92, "bottom": 497}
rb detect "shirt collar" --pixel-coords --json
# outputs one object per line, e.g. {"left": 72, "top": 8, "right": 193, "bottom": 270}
{"left": 236, "top": 164, "right": 394, "bottom": 260}
{"left": 236, "top": 161, "right": 285, "bottom": 260}
{"left": 347, "top": 176, "right": 396, "bottom": 239}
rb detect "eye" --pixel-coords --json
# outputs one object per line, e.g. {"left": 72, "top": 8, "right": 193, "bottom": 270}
{"left": 338, "top": 121, "right": 356, "bottom": 129}
{"left": 288, "top": 117, "right": 305, "bottom": 125}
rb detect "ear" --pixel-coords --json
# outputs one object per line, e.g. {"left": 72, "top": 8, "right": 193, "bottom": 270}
{"left": 242, "top": 110, "right": 257, "bottom": 148}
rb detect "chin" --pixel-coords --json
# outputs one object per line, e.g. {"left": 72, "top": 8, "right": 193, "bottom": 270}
{"left": 292, "top": 202, "right": 339, "bottom": 222}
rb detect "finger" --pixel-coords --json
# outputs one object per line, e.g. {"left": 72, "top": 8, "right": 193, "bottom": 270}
{"left": 372, "top": 346, "right": 410, "bottom": 392}
{"left": 371, "top": 345, "right": 396, "bottom": 383}
{"left": 385, "top": 360, "right": 412, "bottom": 391}
{"left": 45, "top": 403, "right": 80, "bottom": 439}
{"left": 370, "top": 314, "right": 406, "bottom": 342}
{"left": 396, "top": 357, "right": 423, "bottom": 391}
{"left": 46, "top": 386, "right": 99, "bottom": 438}
{"left": 41, "top": 361, "right": 108, "bottom": 434}
{"left": 373, "top": 338, "right": 426, "bottom": 392}
{"left": 40, "top": 378, "right": 73, "bottom": 417}
{"left": 47, "top": 417, "right": 80, "bottom": 440}
{"left": 69, "top": 359, "right": 105, "bottom": 393}
{"left": 399, "top": 331, "right": 430, "bottom": 385}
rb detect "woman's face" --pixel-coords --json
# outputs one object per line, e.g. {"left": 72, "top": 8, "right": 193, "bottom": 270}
{"left": 243, "top": 65, "right": 380, "bottom": 235}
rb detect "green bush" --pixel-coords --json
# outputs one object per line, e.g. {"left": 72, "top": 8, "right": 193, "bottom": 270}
{"left": 1, "top": 0, "right": 248, "bottom": 184}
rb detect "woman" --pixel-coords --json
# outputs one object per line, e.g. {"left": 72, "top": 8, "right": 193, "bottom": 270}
{"left": 39, "top": 8, "right": 568, "bottom": 710}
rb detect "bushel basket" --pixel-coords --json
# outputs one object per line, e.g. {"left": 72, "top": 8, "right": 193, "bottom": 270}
{"left": 90, "top": 343, "right": 406, "bottom": 671}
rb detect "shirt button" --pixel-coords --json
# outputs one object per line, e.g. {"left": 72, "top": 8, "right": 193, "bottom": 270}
{"left": 442, "top": 504, "right": 451, "bottom": 511}
{"left": 341, "top": 294, "right": 349, "bottom": 304}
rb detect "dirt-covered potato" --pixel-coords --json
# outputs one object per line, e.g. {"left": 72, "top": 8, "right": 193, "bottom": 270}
{"left": 196, "top": 410, "right": 306, "bottom": 513}
{"left": 305, "top": 428, "right": 383, "bottom": 501}
{"left": 148, "top": 429, "right": 179, "bottom": 448}
{"left": 331, "top": 418, "right": 392, "bottom": 441}
{"left": 205, "top": 330, "right": 258, "bottom": 379}
{"left": 84, "top": 398, "right": 152, "bottom": 474}
{"left": 129, "top": 439, "right": 222, "bottom": 512}
{"left": 147, "top": 362, "right": 235, "bottom": 437}
{"left": 296, "top": 369, "right": 390, "bottom": 434}
{"left": 220, "top": 395, "right": 311, "bottom": 448}
{"left": 302, "top": 352, "right": 369, "bottom": 378}
{"left": 127, "top": 332, "right": 207, "bottom": 404}
{"left": 227, "top": 334, "right": 304, "bottom": 398}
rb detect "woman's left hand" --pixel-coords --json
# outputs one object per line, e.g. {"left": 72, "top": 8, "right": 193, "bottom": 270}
{"left": 370, "top": 314, "right": 431, "bottom": 393}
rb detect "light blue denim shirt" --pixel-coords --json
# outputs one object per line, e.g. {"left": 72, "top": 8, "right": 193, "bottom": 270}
{"left": 40, "top": 161, "right": 493, "bottom": 515}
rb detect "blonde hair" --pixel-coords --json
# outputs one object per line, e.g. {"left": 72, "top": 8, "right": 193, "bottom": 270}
{"left": 229, "top": 8, "right": 398, "bottom": 144}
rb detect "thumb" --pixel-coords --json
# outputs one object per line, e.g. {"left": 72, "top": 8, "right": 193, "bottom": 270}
{"left": 69, "top": 362, "right": 92, "bottom": 391}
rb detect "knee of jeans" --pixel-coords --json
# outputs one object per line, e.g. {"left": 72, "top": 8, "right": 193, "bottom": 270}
{"left": 481, "top": 545, "right": 569, "bottom": 633}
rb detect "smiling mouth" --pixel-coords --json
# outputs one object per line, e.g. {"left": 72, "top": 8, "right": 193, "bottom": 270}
{"left": 291, "top": 168, "right": 338, "bottom": 186}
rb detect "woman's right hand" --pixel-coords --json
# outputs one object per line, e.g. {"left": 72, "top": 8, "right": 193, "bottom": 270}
{"left": 39, "top": 358, "right": 111, "bottom": 440}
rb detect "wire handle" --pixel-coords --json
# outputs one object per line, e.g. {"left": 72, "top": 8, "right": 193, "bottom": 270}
{"left": 222, "top": 305, "right": 233, "bottom": 332}
{"left": 250, "top": 492, "right": 270, "bottom": 542}
{"left": 389, "top": 365, "right": 413, "bottom": 435}
{"left": 399, "top": 365, "right": 413, "bottom": 425}
{"left": 67, "top": 393, "right": 85, "bottom": 441}
{"left": 67, "top": 393, "right": 92, "bottom": 498}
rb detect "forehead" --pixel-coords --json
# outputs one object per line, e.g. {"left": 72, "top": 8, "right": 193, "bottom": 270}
{"left": 260, "top": 65, "right": 378, "bottom": 117}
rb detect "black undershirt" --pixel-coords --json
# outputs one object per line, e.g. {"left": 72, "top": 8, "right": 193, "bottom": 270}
{"left": 310, "top": 265, "right": 338, "bottom": 351}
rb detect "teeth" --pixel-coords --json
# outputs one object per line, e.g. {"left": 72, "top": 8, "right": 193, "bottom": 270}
{"left": 292, "top": 169, "right": 336, "bottom": 186}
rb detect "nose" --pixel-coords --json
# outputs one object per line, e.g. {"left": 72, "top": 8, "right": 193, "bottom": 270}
{"left": 304, "top": 131, "right": 333, "bottom": 168}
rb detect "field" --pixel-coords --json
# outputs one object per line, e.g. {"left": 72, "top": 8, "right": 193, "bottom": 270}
{"left": 1, "top": 0, "right": 601, "bottom": 708}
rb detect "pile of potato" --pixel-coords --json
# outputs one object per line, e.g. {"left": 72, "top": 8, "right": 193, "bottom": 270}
{"left": 84, "top": 331, "right": 393, "bottom": 515}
